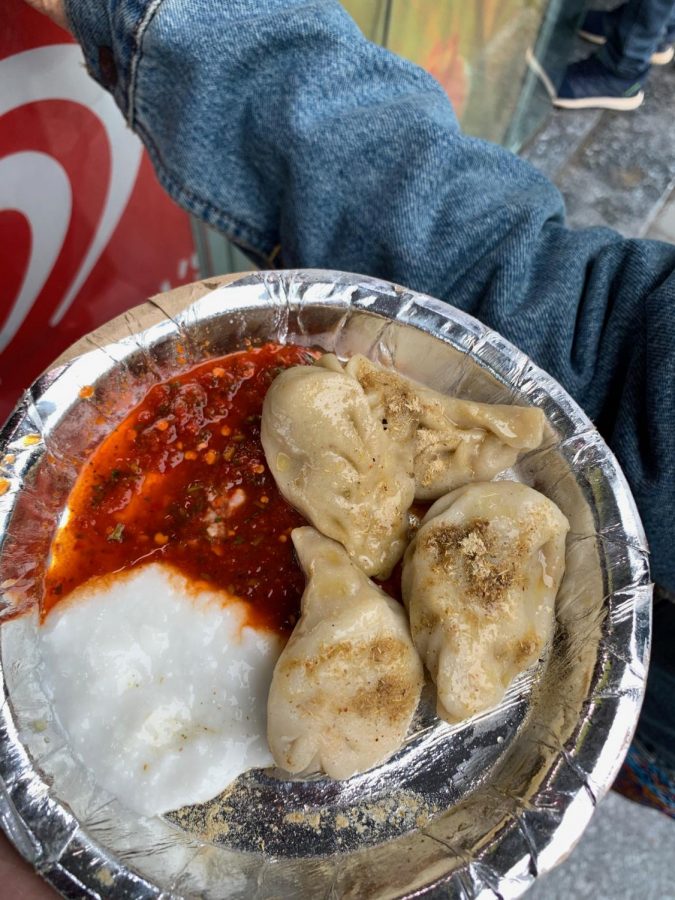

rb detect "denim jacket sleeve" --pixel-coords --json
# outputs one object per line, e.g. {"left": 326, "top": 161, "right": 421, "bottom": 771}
{"left": 64, "top": 0, "right": 675, "bottom": 591}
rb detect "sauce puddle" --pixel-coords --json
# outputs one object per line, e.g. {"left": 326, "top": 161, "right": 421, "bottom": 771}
{"left": 44, "top": 342, "right": 318, "bottom": 634}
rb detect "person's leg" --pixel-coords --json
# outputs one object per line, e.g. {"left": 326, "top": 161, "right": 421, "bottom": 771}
{"left": 552, "top": 0, "right": 675, "bottom": 109}
{"left": 580, "top": 2, "right": 675, "bottom": 63}
{"left": 664, "top": 3, "right": 675, "bottom": 40}
{"left": 579, "top": 4, "right": 627, "bottom": 44}
{"left": 599, "top": 0, "right": 675, "bottom": 78}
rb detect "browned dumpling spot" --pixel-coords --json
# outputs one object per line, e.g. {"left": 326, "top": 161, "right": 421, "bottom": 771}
{"left": 402, "top": 481, "right": 569, "bottom": 723}
{"left": 344, "top": 355, "right": 545, "bottom": 499}
{"left": 267, "top": 527, "right": 423, "bottom": 779}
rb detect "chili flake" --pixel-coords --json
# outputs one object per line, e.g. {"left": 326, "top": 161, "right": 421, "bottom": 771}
{"left": 108, "top": 523, "right": 125, "bottom": 542}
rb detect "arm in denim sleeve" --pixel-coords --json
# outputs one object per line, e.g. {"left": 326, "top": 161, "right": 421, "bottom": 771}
{"left": 64, "top": 0, "right": 675, "bottom": 590}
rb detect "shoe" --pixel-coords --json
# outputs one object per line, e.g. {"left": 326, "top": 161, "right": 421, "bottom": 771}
{"left": 553, "top": 55, "right": 644, "bottom": 110}
{"left": 525, "top": 46, "right": 557, "bottom": 99}
{"left": 651, "top": 43, "right": 674, "bottom": 65}
{"left": 579, "top": 10, "right": 675, "bottom": 65}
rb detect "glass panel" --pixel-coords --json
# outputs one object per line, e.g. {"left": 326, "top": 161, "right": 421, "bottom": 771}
{"left": 341, "top": 0, "right": 391, "bottom": 43}
{"left": 342, "top": 0, "right": 584, "bottom": 148}
{"left": 504, "top": 0, "right": 587, "bottom": 151}
{"left": 191, "top": 220, "right": 256, "bottom": 280}
{"left": 385, "top": 0, "right": 542, "bottom": 144}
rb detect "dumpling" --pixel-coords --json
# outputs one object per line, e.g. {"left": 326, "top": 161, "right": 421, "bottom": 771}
{"left": 261, "top": 360, "right": 414, "bottom": 578}
{"left": 412, "top": 392, "right": 545, "bottom": 499}
{"left": 344, "top": 355, "right": 545, "bottom": 499}
{"left": 267, "top": 527, "right": 424, "bottom": 779}
{"left": 402, "top": 482, "right": 569, "bottom": 723}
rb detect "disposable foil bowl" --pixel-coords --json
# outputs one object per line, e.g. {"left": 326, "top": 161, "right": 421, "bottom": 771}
{"left": 0, "top": 270, "right": 651, "bottom": 898}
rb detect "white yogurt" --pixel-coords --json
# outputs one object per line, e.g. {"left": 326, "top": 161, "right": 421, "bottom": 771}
{"left": 39, "top": 563, "right": 282, "bottom": 817}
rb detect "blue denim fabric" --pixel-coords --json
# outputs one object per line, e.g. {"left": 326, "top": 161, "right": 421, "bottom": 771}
{"left": 63, "top": 0, "right": 675, "bottom": 762}
{"left": 63, "top": 0, "right": 675, "bottom": 590}
{"left": 599, "top": 0, "right": 675, "bottom": 78}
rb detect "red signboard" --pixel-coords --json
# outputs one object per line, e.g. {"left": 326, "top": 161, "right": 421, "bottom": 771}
{"left": 0, "top": 3, "right": 199, "bottom": 425}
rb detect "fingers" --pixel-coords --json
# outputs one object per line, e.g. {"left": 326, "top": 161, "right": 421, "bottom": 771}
{"left": 0, "top": 832, "right": 56, "bottom": 898}
{"left": 22, "top": 0, "right": 70, "bottom": 32}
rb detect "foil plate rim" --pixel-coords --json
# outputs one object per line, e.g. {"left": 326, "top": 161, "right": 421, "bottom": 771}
{"left": 0, "top": 269, "right": 651, "bottom": 899}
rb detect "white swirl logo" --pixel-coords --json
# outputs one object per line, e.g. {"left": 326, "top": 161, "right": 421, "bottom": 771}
{"left": 0, "top": 44, "right": 143, "bottom": 354}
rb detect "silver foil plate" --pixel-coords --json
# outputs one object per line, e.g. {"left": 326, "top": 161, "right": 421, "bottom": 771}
{"left": 0, "top": 270, "right": 651, "bottom": 898}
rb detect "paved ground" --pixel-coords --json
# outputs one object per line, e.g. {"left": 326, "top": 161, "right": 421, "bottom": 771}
{"left": 528, "top": 792, "right": 674, "bottom": 899}
{"left": 520, "top": 43, "right": 675, "bottom": 900}
{"left": 522, "top": 45, "right": 675, "bottom": 244}
{"left": 527, "top": 793, "right": 675, "bottom": 900}
{"left": 648, "top": 184, "right": 675, "bottom": 244}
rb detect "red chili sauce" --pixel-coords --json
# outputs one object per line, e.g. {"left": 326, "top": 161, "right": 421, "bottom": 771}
{"left": 43, "top": 343, "right": 319, "bottom": 635}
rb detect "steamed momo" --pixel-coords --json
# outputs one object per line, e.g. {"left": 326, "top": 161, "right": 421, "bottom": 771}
{"left": 267, "top": 527, "right": 423, "bottom": 779}
{"left": 344, "top": 355, "right": 545, "bottom": 499}
{"left": 261, "top": 360, "right": 414, "bottom": 578}
{"left": 402, "top": 482, "right": 569, "bottom": 723}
